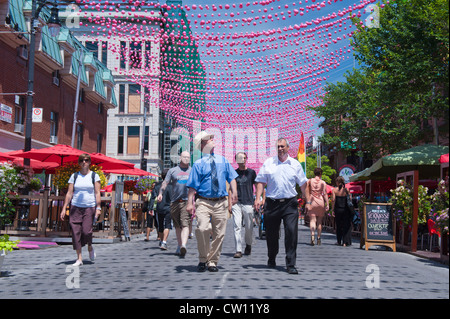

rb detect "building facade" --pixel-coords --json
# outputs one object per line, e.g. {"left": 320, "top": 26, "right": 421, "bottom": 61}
{"left": 58, "top": 4, "right": 163, "bottom": 175}
{"left": 0, "top": 0, "right": 116, "bottom": 154}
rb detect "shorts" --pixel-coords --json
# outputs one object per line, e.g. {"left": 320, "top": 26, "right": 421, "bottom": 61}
{"left": 146, "top": 212, "right": 154, "bottom": 228}
{"left": 157, "top": 211, "right": 172, "bottom": 232}
{"left": 170, "top": 201, "right": 191, "bottom": 228}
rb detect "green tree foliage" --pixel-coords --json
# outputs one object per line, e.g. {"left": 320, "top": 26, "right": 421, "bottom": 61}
{"left": 314, "top": 0, "right": 449, "bottom": 158}
{"left": 306, "top": 153, "right": 336, "bottom": 184}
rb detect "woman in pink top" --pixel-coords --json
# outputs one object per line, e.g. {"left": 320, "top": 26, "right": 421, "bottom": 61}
{"left": 305, "top": 168, "right": 329, "bottom": 246}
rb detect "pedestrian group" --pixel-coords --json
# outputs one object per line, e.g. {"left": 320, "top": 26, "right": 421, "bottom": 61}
{"left": 62, "top": 131, "right": 355, "bottom": 274}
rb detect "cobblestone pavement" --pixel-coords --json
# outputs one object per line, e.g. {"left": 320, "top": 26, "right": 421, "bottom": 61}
{"left": 1, "top": 220, "right": 448, "bottom": 300}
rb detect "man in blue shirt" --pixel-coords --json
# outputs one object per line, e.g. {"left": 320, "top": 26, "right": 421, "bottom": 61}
{"left": 186, "top": 131, "right": 238, "bottom": 272}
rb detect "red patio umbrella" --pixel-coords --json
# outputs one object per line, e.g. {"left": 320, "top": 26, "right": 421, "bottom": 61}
{"left": 89, "top": 152, "right": 135, "bottom": 170}
{"left": 2, "top": 150, "right": 58, "bottom": 173}
{"left": 100, "top": 184, "right": 114, "bottom": 192}
{"left": 0, "top": 152, "right": 17, "bottom": 162}
{"left": 325, "top": 184, "right": 334, "bottom": 194}
{"left": 345, "top": 181, "right": 364, "bottom": 194}
{"left": 103, "top": 167, "right": 159, "bottom": 177}
{"left": 15, "top": 144, "right": 86, "bottom": 166}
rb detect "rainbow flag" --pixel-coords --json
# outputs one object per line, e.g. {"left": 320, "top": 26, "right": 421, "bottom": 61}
{"left": 297, "top": 132, "right": 306, "bottom": 174}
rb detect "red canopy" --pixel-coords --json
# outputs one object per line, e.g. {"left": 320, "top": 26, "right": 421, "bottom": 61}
{"left": 101, "top": 184, "right": 114, "bottom": 192}
{"left": 439, "top": 153, "right": 449, "bottom": 163}
{"left": 89, "top": 152, "right": 135, "bottom": 170}
{"left": 103, "top": 167, "right": 159, "bottom": 177}
{"left": 15, "top": 144, "right": 86, "bottom": 166}
{"left": 0, "top": 152, "right": 17, "bottom": 162}
{"left": 325, "top": 184, "right": 334, "bottom": 194}
{"left": 1, "top": 150, "right": 59, "bottom": 173}
{"left": 345, "top": 181, "right": 364, "bottom": 194}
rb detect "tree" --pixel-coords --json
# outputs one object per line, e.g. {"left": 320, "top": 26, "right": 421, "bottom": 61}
{"left": 313, "top": 0, "right": 449, "bottom": 159}
{"left": 305, "top": 153, "right": 336, "bottom": 184}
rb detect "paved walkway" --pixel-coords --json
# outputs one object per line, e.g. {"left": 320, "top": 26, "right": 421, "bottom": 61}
{"left": 1, "top": 219, "right": 448, "bottom": 300}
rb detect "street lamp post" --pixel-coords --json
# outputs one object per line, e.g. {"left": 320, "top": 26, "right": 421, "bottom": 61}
{"left": 18, "top": 0, "right": 61, "bottom": 231}
{"left": 24, "top": 0, "right": 61, "bottom": 159}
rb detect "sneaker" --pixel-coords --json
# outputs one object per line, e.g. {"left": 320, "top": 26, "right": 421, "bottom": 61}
{"left": 89, "top": 249, "right": 96, "bottom": 261}
{"left": 160, "top": 242, "right": 168, "bottom": 250}
{"left": 244, "top": 245, "right": 252, "bottom": 255}
{"left": 287, "top": 266, "right": 298, "bottom": 275}
{"left": 73, "top": 260, "right": 83, "bottom": 267}
{"left": 180, "top": 246, "right": 187, "bottom": 257}
{"left": 233, "top": 252, "right": 242, "bottom": 258}
{"left": 175, "top": 246, "right": 181, "bottom": 255}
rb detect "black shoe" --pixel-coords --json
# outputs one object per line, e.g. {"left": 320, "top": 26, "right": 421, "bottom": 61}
{"left": 267, "top": 260, "right": 276, "bottom": 268}
{"left": 208, "top": 266, "right": 219, "bottom": 272}
{"left": 197, "top": 262, "right": 207, "bottom": 272}
{"left": 244, "top": 245, "right": 251, "bottom": 255}
{"left": 287, "top": 266, "right": 298, "bottom": 274}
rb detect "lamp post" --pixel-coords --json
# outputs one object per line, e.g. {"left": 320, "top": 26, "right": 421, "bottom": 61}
{"left": 18, "top": 0, "right": 61, "bottom": 231}
{"left": 23, "top": 0, "right": 61, "bottom": 160}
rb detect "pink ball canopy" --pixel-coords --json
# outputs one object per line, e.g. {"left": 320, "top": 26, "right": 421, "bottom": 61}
{"left": 75, "top": 0, "right": 374, "bottom": 170}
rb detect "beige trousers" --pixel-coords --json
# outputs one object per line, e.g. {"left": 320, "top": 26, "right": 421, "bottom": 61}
{"left": 195, "top": 197, "right": 228, "bottom": 267}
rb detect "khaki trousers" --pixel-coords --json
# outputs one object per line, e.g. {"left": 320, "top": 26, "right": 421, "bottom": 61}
{"left": 195, "top": 197, "right": 228, "bottom": 267}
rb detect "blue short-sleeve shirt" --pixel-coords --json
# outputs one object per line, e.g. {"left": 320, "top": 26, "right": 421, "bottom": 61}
{"left": 187, "top": 153, "right": 238, "bottom": 198}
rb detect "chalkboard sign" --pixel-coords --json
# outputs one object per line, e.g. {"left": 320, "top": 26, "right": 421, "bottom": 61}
{"left": 360, "top": 202, "right": 396, "bottom": 251}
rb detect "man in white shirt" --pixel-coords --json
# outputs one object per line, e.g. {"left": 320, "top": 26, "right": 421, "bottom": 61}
{"left": 254, "top": 138, "right": 308, "bottom": 274}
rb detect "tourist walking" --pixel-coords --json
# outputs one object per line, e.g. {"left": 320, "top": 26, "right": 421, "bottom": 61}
{"left": 157, "top": 151, "right": 192, "bottom": 257}
{"left": 144, "top": 182, "right": 156, "bottom": 241}
{"left": 332, "top": 176, "right": 353, "bottom": 246}
{"left": 149, "top": 169, "right": 172, "bottom": 250}
{"left": 305, "top": 168, "right": 329, "bottom": 246}
{"left": 186, "top": 131, "right": 238, "bottom": 272}
{"left": 60, "top": 154, "right": 101, "bottom": 266}
{"left": 254, "top": 138, "right": 308, "bottom": 274}
{"left": 229, "top": 152, "right": 257, "bottom": 258}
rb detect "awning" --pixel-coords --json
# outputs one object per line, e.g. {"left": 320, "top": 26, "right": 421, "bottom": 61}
{"left": 349, "top": 144, "right": 449, "bottom": 182}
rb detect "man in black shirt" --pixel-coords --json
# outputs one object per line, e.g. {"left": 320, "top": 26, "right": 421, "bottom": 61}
{"left": 149, "top": 169, "right": 172, "bottom": 250}
{"left": 229, "top": 152, "right": 257, "bottom": 258}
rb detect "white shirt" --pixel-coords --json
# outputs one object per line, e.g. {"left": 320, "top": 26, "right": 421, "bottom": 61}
{"left": 255, "top": 155, "right": 307, "bottom": 199}
{"left": 68, "top": 171, "right": 100, "bottom": 208}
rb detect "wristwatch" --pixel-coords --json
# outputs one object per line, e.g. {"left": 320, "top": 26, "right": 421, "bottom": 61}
{"left": 96, "top": 206, "right": 101, "bottom": 211}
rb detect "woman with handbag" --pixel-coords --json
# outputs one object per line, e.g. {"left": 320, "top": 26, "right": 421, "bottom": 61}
{"left": 331, "top": 176, "right": 353, "bottom": 246}
{"left": 305, "top": 168, "right": 329, "bottom": 246}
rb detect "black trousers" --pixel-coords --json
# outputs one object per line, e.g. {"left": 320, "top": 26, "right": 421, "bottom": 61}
{"left": 264, "top": 197, "right": 298, "bottom": 267}
{"left": 335, "top": 209, "right": 352, "bottom": 245}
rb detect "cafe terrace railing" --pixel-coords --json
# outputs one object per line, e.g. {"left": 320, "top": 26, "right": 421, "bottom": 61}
{"left": 1, "top": 189, "right": 146, "bottom": 239}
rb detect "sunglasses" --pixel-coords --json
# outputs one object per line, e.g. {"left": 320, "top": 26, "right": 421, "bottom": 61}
{"left": 79, "top": 159, "right": 90, "bottom": 163}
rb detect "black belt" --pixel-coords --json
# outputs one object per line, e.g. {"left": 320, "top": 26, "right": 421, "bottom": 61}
{"left": 197, "top": 195, "right": 227, "bottom": 201}
{"left": 267, "top": 197, "right": 296, "bottom": 203}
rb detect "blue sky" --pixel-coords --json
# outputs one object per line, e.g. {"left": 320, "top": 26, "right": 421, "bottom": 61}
{"left": 175, "top": 0, "right": 368, "bottom": 139}
{"left": 60, "top": 0, "right": 380, "bottom": 161}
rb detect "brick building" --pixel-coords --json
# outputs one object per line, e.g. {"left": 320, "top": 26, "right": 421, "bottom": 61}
{"left": 0, "top": 0, "right": 116, "bottom": 154}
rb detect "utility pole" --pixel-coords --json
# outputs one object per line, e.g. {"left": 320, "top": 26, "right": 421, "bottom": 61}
{"left": 71, "top": 50, "right": 83, "bottom": 148}
{"left": 140, "top": 104, "right": 148, "bottom": 171}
